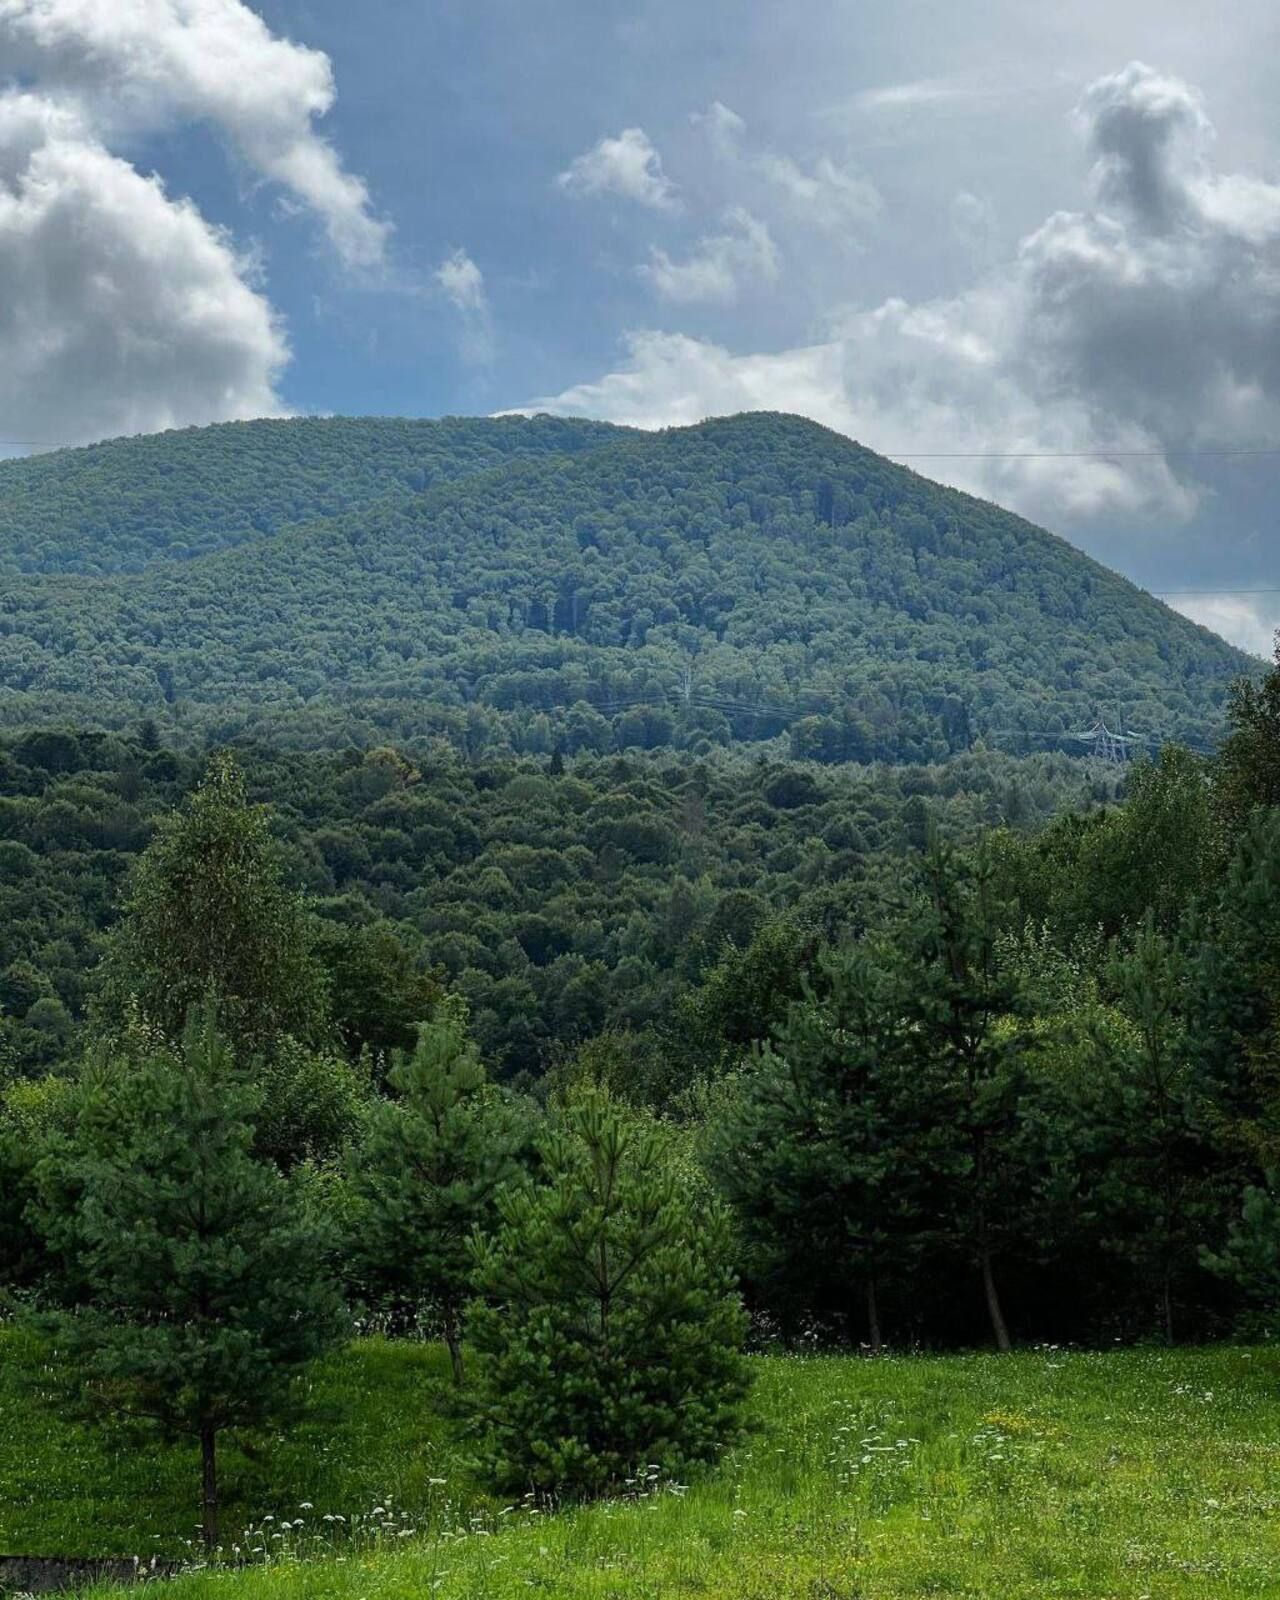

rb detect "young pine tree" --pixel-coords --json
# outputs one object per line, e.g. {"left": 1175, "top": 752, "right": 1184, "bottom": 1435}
{"left": 95, "top": 753, "right": 329, "bottom": 1051}
{"left": 32, "top": 1016, "right": 347, "bottom": 1551}
{"left": 352, "top": 1010, "right": 526, "bottom": 1383}
{"left": 467, "top": 1089, "right": 749, "bottom": 1497}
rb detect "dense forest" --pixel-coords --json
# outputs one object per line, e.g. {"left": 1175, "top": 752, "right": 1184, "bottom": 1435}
{"left": 0, "top": 726, "right": 1122, "bottom": 1081}
{"left": 6, "top": 646, "right": 1280, "bottom": 1360}
{"left": 0, "top": 413, "right": 1254, "bottom": 761}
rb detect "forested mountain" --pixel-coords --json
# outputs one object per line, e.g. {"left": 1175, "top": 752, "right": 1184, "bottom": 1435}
{"left": 0, "top": 412, "right": 1255, "bottom": 761}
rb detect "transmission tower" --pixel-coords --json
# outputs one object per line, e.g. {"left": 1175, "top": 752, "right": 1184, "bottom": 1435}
{"left": 1069, "top": 718, "right": 1139, "bottom": 764}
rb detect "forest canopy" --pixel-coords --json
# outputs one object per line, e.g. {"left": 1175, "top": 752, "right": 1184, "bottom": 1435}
{"left": 0, "top": 412, "right": 1254, "bottom": 763}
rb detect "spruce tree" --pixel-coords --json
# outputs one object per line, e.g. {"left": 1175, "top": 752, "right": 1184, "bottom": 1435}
{"left": 352, "top": 1010, "right": 526, "bottom": 1382}
{"left": 467, "top": 1089, "right": 749, "bottom": 1497}
{"left": 32, "top": 1016, "right": 347, "bottom": 1550}
{"left": 95, "top": 753, "right": 329, "bottom": 1051}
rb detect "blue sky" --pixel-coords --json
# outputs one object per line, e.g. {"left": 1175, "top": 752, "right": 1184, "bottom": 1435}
{"left": 1, "top": 0, "right": 1278, "bottom": 652}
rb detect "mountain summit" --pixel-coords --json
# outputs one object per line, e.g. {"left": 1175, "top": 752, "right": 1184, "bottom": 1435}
{"left": 0, "top": 411, "right": 1252, "bottom": 761}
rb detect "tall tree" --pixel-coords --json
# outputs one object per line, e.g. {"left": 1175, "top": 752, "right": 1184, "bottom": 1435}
{"left": 95, "top": 753, "right": 329, "bottom": 1051}
{"left": 32, "top": 1016, "right": 347, "bottom": 1550}
{"left": 1096, "top": 918, "right": 1206, "bottom": 1342}
{"left": 899, "top": 842, "right": 1028, "bottom": 1351}
{"left": 710, "top": 944, "right": 939, "bottom": 1350}
{"left": 352, "top": 1009, "right": 526, "bottom": 1383}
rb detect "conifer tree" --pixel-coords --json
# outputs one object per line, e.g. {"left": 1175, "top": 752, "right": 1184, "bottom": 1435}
{"left": 467, "top": 1090, "right": 749, "bottom": 1496}
{"left": 710, "top": 944, "right": 938, "bottom": 1350}
{"left": 898, "top": 841, "right": 1028, "bottom": 1351}
{"left": 32, "top": 1016, "right": 347, "bottom": 1550}
{"left": 1097, "top": 917, "right": 1204, "bottom": 1342}
{"left": 352, "top": 1008, "right": 526, "bottom": 1383}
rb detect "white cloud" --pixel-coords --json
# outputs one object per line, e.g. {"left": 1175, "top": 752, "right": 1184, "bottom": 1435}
{"left": 1167, "top": 594, "right": 1277, "bottom": 660}
{"left": 640, "top": 207, "right": 779, "bottom": 304}
{"left": 556, "top": 126, "right": 678, "bottom": 210}
{"left": 0, "top": 93, "right": 286, "bottom": 448}
{"left": 950, "top": 189, "right": 997, "bottom": 262}
{"left": 436, "top": 247, "right": 486, "bottom": 313}
{"left": 694, "top": 99, "right": 881, "bottom": 241}
{"left": 690, "top": 100, "right": 745, "bottom": 158}
{"left": 757, "top": 152, "right": 882, "bottom": 231}
{"left": 434, "top": 247, "right": 494, "bottom": 365}
{"left": 0, "top": 0, "right": 391, "bottom": 449}
{"left": 538, "top": 63, "right": 1280, "bottom": 532}
{"left": 530, "top": 330, "right": 848, "bottom": 429}
{"left": 0, "top": 0, "right": 389, "bottom": 270}
{"left": 839, "top": 77, "right": 1002, "bottom": 115}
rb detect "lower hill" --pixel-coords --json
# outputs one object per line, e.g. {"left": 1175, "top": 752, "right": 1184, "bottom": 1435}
{"left": 0, "top": 411, "right": 1254, "bottom": 762}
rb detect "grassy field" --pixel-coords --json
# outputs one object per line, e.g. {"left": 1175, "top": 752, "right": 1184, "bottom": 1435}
{"left": 3, "top": 1330, "right": 1279, "bottom": 1597}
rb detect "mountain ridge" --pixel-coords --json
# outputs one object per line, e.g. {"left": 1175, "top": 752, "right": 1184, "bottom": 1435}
{"left": 0, "top": 410, "right": 1256, "bottom": 762}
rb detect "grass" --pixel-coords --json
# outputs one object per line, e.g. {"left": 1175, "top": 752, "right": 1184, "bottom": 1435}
{"left": 0, "top": 1329, "right": 470, "bottom": 1561}
{"left": 3, "top": 1331, "right": 1280, "bottom": 1597}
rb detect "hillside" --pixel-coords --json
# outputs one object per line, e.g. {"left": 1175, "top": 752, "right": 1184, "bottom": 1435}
{"left": 0, "top": 412, "right": 1254, "bottom": 761}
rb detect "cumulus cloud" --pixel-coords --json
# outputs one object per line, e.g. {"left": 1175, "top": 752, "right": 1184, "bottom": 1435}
{"left": 556, "top": 126, "right": 678, "bottom": 210}
{"left": 640, "top": 207, "right": 779, "bottom": 304}
{"left": 0, "top": 93, "right": 286, "bottom": 447}
{"left": 0, "top": 0, "right": 389, "bottom": 270}
{"left": 0, "top": 0, "right": 390, "bottom": 449}
{"left": 539, "top": 62, "right": 1280, "bottom": 530}
{"left": 435, "top": 247, "right": 494, "bottom": 365}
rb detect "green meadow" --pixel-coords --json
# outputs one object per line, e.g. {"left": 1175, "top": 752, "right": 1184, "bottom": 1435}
{"left": 4, "top": 1330, "right": 1279, "bottom": 1598}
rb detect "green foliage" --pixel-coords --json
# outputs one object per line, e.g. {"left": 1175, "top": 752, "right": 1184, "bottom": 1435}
{"left": 352, "top": 1012, "right": 527, "bottom": 1379}
{"left": 0, "top": 414, "right": 1252, "bottom": 760}
{"left": 1203, "top": 1176, "right": 1280, "bottom": 1322}
{"left": 467, "top": 1091, "right": 749, "bottom": 1497}
{"left": 95, "top": 753, "right": 330, "bottom": 1051}
{"left": 0, "top": 726, "right": 1109, "bottom": 1082}
{"left": 30, "top": 1017, "right": 348, "bottom": 1548}
{"left": 0, "top": 1073, "right": 78, "bottom": 1293}
{"left": 895, "top": 843, "right": 1030, "bottom": 1350}
{"left": 709, "top": 945, "right": 937, "bottom": 1349}
{"left": 251, "top": 1038, "right": 374, "bottom": 1171}
{"left": 1216, "top": 642, "right": 1280, "bottom": 833}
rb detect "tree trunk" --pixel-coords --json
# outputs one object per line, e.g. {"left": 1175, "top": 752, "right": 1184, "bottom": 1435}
{"left": 200, "top": 1426, "right": 219, "bottom": 1553}
{"left": 865, "top": 1276, "right": 883, "bottom": 1355}
{"left": 443, "top": 1307, "right": 465, "bottom": 1387}
{"left": 1161, "top": 1266, "right": 1175, "bottom": 1346}
{"left": 980, "top": 1247, "right": 1012, "bottom": 1353}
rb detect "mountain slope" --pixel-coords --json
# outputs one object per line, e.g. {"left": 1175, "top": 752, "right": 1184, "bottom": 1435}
{"left": 0, "top": 411, "right": 1254, "bottom": 761}
{"left": 0, "top": 413, "right": 628, "bottom": 575}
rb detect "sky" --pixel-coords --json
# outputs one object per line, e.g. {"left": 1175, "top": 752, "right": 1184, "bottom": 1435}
{"left": 0, "top": 0, "right": 1277, "bottom": 656}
